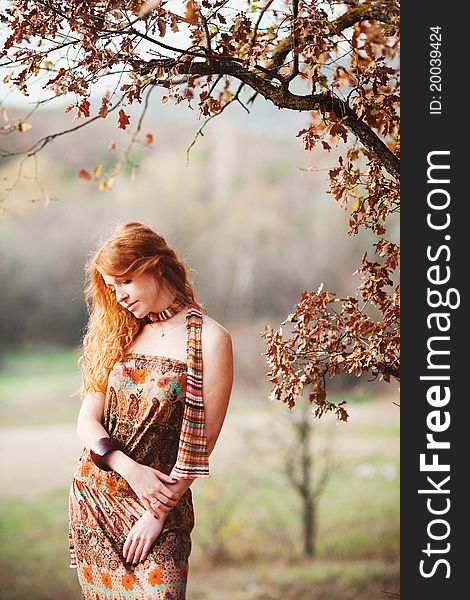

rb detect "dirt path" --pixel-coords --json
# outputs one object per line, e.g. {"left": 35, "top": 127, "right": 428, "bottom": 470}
{"left": 0, "top": 424, "right": 82, "bottom": 498}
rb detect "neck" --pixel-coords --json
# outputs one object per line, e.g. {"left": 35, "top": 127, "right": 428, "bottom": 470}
{"left": 147, "top": 295, "right": 187, "bottom": 323}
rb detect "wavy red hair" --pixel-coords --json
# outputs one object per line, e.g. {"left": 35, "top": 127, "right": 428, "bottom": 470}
{"left": 80, "top": 222, "right": 205, "bottom": 395}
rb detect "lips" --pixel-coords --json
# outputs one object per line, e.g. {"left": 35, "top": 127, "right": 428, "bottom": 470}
{"left": 126, "top": 301, "right": 138, "bottom": 311}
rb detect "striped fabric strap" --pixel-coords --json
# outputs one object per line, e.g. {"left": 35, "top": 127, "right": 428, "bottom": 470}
{"left": 173, "top": 305, "right": 210, "bottom": 478}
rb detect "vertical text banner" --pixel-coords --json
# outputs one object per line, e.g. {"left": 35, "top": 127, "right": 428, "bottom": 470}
{"left": 402, "top": 1, "right": 466, "bottom": 597}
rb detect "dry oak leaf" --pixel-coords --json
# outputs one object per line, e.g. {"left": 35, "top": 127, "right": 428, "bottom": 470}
{"left": 118, "top": 109, "right": 130, "bottom": 130}
{"left": 79, "top": 169, "right": 92, "bottom": 181}
{"left": 185, "top": 0, "right": 199, "bottom": 25}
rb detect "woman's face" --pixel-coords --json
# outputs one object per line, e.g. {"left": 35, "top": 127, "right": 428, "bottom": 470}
{"left": 101, "top": 270, "right": 165, "bottom": 318}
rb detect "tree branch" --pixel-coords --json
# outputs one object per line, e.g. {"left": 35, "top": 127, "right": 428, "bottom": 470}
{"left": 263, "top": 2, "right": 400, "bottom": 77}
{"left": 143, "top": 59, "right": 399, "bottom": 178}
{"left": 332, "top": 3, "right": 400, "bottom": 33}
{"left": 0, "top": 99, "right": 123, "bottom": 159}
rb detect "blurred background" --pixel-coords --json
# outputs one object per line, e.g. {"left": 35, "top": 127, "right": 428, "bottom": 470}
{"left": 0, "top": 95, "right": 399, "bottom": 599}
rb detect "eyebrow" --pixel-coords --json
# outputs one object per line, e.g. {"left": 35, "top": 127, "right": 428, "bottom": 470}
{"left": 104, "top": 277, "right": 126, "bottom": 287}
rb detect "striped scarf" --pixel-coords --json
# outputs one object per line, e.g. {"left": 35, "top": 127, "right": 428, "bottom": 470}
{"left": 147, "top": 302, "right": 209, "bottom": 478}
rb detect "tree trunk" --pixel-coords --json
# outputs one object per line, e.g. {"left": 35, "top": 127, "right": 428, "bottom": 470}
{"left": 303, "top": 496, "right": 315, "bottom": 558}
{"left": 300, "top": 401, "right": 315, "bottom": 557}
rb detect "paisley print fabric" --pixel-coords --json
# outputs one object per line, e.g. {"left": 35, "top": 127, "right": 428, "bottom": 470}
{"left": 69, "top": 355, "right": 194, "bottom": 599}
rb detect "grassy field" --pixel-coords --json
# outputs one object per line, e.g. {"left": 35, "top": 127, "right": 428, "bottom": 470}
{"left": 0, "top": 350, "right": 399, "bottom": 599}
{"left": 0, "top": 350, "right": 82, "bottom": 426}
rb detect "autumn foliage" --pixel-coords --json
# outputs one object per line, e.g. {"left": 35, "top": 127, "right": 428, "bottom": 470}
{"left": 0, "top": 0, "right": 400, "bottom": 418}
{"left": 263, "top": 238, "right": 399, "bottom": 421}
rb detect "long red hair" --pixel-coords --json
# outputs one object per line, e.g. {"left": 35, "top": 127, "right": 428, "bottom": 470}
{"left": 80, "top": 222, "right": 205, "bottom": 395}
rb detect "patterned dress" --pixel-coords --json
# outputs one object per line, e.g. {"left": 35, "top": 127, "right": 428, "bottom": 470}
{"left": 69, "top": 354, "right": 194, "bottom": 600}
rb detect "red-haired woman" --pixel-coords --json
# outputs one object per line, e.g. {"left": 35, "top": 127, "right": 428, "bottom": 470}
{"left": 68, "top": 222, "right": 233, "bottom": 599}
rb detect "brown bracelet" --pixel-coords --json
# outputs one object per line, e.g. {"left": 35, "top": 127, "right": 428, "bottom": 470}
{"left": 90, "top": 437, "right": 122, "bottom": 471}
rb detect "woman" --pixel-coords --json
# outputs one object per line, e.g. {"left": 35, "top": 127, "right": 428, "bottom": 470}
{"left": 69, "top": 222, "right": 233, "bottom": 599}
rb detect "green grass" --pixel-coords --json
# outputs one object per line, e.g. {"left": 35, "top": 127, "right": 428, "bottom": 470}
{"left": 0, "top": 490, "right": 79, "bottom": 600}
{"left": 189, "top": 458, "right": 399, "bottom": 566}
{"left": 0, "top": 350, "right": 81, "bottom": 426}
{"left": 188, "top": 560, "right": 399, "bottom": 599}
{"left": 1, "top": 349, "right": 79, "bottom": 375}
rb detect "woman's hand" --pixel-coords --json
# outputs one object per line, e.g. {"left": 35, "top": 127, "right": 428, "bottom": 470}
{"left": 123, "top": 511, "right": 166, "bottom": 565}
{"left": 124, "top": 463, "right": 180, "bottom": 516}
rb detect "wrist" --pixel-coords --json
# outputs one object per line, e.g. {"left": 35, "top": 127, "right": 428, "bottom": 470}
{"left": 146, "top": 507, "right": 168, "bottom": 523}
{"left": 157, "top": 508, "right": 170, "bottom": 523}
{"left": 107, "top": 451, "right": 139, "bottom": 479}
{"left": 90, "top": 437, "right": 121, "bottom": 471}
{"left": 168, "top": 475, "right": 193, "bottom": 497}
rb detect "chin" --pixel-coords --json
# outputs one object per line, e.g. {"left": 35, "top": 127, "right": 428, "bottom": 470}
{"left": 124, "top": 303, "right": 143, "bottom": 318}
{"left": 132, "top": 307, "right": 147, "bottom": 319}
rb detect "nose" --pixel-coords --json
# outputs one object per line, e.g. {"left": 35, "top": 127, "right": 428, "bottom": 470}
{"left": 115, "top": 285, "right": 129, "bottom": 303}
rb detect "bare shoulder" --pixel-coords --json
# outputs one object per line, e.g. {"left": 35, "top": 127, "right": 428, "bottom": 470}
{"left": 201, "top": 314, "right": 232, "bottom": 352}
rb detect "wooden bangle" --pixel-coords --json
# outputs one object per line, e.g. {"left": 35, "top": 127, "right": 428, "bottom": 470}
{"left": 90, "top": 437, "right": 121, "bottom": 471}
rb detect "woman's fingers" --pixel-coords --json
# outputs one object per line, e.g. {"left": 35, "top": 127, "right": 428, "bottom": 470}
{"left": 133, "top": 539, "right": 146, "bottom": 564}
{"left": 123, "top": 537, "right": 130, "bottom": 561}
{"left": 148, "top": 501, "right": 161, "bottom": 519}
{"left": 154, "top": 482, "right": 178, "bottom": 502}
{"left": 145, "top": 484, "right": 179, "bottom": 509}
{"left": 129, "top": 538, "right": 152, "bottom": 565}
{"left": 157, "top": 470, "right": 177, "bottom": 485}
{"left": 140, "top": 541, "right": 153, "bottom": 563}
{"left": 125, "top": 534, "right": 159, "bottom": 565}
{"left": 152, "top": 495, "right": 175, "bottom": 510}
{"left": 123, "top": 529, "right": 135, "bottom": 560}
{"left": 124, "top": 536, "right": 139, "bottom": 564}
{"left": 136, "top": 468, "right": 179, "bottom": 503}
{"left": 142, "top": 498, "right": 159, "bottom": 517}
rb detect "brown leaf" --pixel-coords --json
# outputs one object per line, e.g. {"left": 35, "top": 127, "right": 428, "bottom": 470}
{"left": 79, "top": 169, "right": 92, "bottom": 181}
{"left": 98, "top": 97, "right": 109, "bottom": 118}
{"left": 170, "top": 12, "right": 179, "bottom": 33}
{"left": 157, "top": 18, "right": 166, "bottom": 37}
{"left": 185, "top": 0, "right": 199, "bottom": 25}
{"left": 77, "top": 100, "right": 90, "bottom": 118}
{"left": 118, "top": 109, "right": 130, "bottom": 130}
{"left": 145, "top": 133, "right": 154, "bottom": 144}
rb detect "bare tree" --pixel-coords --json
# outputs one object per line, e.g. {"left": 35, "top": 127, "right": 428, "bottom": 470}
{"left": 283, "top": 398, "right": 335, "bottom": 557}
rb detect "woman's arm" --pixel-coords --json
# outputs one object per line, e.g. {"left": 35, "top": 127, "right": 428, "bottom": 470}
{"left": 76, "top": 391, "right": 178, "bottom": 514}
{"left": 77, "top": 391, "right": 113, "bottom": 447}
{"left": 77, "top": 391, "right": 136, "bottom": 478}
{"left": 200, "top": 319, "right": 234, "bottom": 456}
